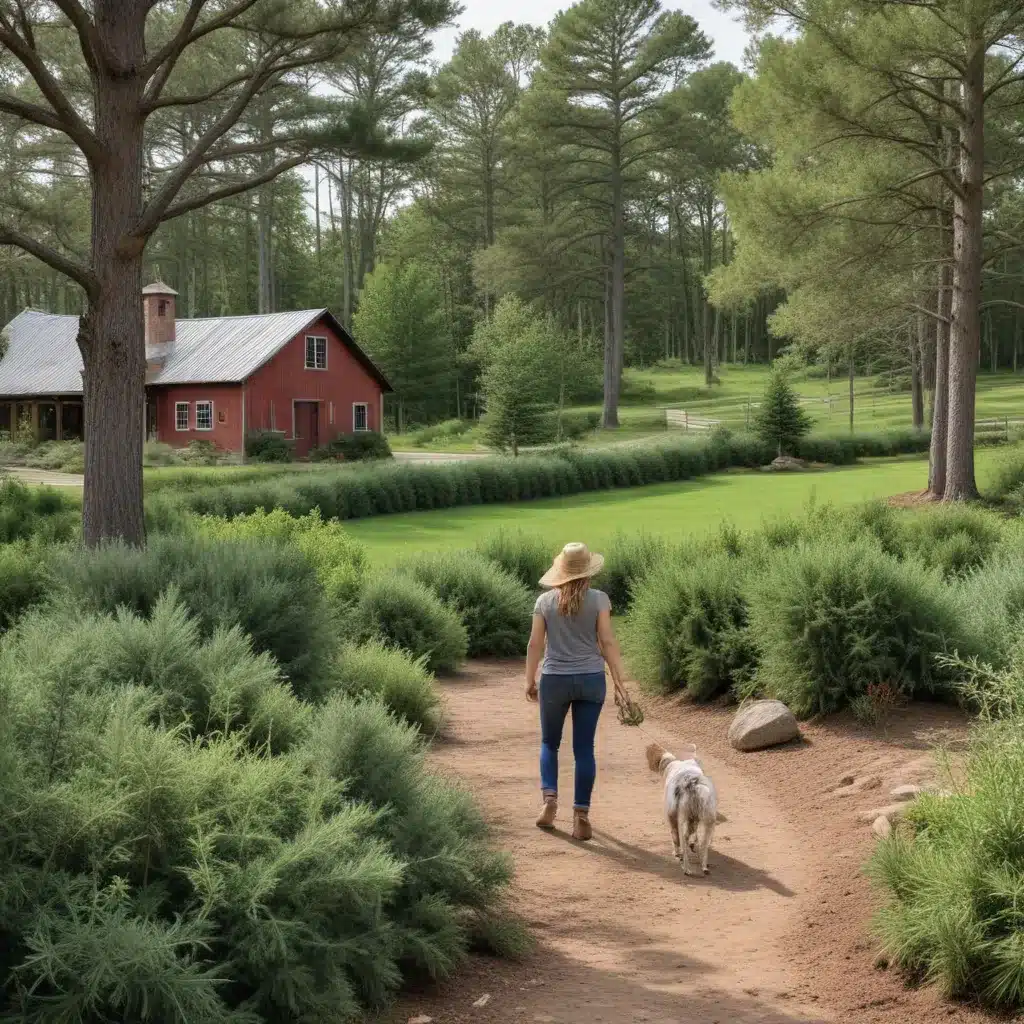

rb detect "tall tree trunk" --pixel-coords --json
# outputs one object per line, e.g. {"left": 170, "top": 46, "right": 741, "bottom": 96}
{"left": 848, "top": 346, "right": 855, "bottom": 434}
{"left": 911, "top": 315, "right": 925, "bottom": 430}
{"left": 257, "top": 184, "right": 273, "bottom": 314}
{"left": 943, "top": 46, "right": 983, "bottom": 501}
{"left": 603, "top": 153, "right": 625, "bottom": 428}
{"left": 314, "top": 162, "right": 322, "bottom": 265}
{"left": 930, "top": 262, "right": 952, "bottom": 496}
{"left": 79, "top": 0, "right": 147, "bottom": 547}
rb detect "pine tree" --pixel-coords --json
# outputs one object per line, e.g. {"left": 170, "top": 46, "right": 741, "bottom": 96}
{"left": 755, "top": 369, "right": 812, "bottom": 456}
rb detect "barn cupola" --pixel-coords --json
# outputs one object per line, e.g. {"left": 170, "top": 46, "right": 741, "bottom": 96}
{"left": 143, "top": 280, "right": 177, "bottom": 374}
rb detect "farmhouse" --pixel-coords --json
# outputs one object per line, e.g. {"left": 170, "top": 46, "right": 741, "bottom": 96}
{"left": 0, "top": 282, "right": 391, "bottom": 457}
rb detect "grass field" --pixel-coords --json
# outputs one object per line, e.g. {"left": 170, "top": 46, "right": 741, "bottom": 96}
{"left": 391, "top": 364, "right": 1024, "bottom": 451}
{"left": 345, "top": 446, "right": 1019, "bottom": 561}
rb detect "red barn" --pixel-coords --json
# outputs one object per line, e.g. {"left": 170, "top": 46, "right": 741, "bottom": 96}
{"left": 0, "top": 282, "right": 391, "bottom": 458}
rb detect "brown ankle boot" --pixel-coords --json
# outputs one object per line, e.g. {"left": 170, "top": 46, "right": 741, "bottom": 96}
{"left": 572, "top": 808, "right": 592, "bottom": 841}
{"left": 536, "top": 793, "right": 558, "bottom": 830}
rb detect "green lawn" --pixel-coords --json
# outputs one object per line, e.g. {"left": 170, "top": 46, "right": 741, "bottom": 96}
{"left": 345, "top": 446, "right": 1018, "bottom": 561}
{"left": 388, "top": 364, "right": 1024, "bottom": 452}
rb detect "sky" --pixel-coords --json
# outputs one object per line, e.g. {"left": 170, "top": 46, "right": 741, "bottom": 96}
{"left": 429, "top": 0, "right": 753, "bottom": 68}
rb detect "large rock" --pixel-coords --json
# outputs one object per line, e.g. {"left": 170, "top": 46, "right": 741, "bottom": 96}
{"left": 770, "top": 455, "right": 807, "bottom": 472}
{"left": 728, "top": 700, "right": 800, "bottom": 752}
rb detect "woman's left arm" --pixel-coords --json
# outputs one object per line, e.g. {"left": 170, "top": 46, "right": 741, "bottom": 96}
{"left": 597, "top": 609, "right": 629, "bottom": 701}
{"left": 525, "top": 613, "right": 546, "bottom": 702}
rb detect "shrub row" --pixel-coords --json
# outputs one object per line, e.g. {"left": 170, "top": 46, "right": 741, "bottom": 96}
{"left": 148, "top": 429, "right": 933, "bottom": 525}
{"left": 622, "top": 501, "right": 1021, "bottom": 716}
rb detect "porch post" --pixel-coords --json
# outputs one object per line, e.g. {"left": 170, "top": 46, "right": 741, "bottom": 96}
{"left": 56, "top": 401, "right": 63, "bottom": 442}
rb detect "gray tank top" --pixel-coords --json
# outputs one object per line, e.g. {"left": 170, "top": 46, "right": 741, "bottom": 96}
{"left": 534, "top": 587, "right": 611, "bottom": 675}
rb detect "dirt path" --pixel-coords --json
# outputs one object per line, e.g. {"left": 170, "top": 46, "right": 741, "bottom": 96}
{"left": 386, "top": 663, "right": 994, "bottom": 1024}
{"left": 388, "top": 662, "right": 827, "bottom": 1024}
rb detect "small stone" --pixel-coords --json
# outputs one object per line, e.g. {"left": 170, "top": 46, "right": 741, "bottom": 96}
{"left": 728, "top": 699, "right": 800, "bottom": 751}
{"left": 831, "top": 775, "right": 881, "bottom": 798}
{"left": 473, "top": 994, "right": 491, "bottom": 1009}
{"left": 860, "top": 802, "right": 910, "bottom": 824}
{"left": 408, "top": 1016, "right": 433, "bottom": 1024}
{"left": 890, "top": 784, "right": 923, "bottom": 802}
{"left": 534, "top": 1016, "right": 556, "bottom": 1023}
{"left": 872, "top": 815, "right": 892, "bottom": 839}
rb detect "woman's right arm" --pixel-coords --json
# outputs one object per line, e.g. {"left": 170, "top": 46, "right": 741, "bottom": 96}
{"left": 525, "top": 613, "right": 546, "bottom": 701}
{"left": 597, "top": 609, "right": 628, "bottom": 696}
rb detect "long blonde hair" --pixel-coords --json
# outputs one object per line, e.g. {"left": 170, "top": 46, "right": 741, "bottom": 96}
{"left": 556, "top": 576, "right": 590, "bottom": 617}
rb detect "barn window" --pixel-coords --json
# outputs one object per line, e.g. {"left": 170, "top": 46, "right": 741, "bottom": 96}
{"left": 195, "top": 401, "right": 213, "bottom": 431}
{"left": 305, "top": 335, "right": 327, "bottom": 370}
{"left": 158, "top": 300, "right": 167, "bottom": 317}
{"left": 353, "top": 403, "right": 368, "bottom": 432}
{"left": 175, "top": 402, "right": 189, "bottom": 431}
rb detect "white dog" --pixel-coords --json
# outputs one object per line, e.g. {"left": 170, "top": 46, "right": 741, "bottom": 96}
{"left": 646, "top": 742, "right": 717, "bottom": 876}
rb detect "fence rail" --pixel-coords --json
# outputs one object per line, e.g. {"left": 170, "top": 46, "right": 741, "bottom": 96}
{"left": 664, "top": 409, "right": 722, "bottom": 431}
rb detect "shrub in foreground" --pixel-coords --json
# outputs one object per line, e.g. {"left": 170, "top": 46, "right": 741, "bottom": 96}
{"left": 350, "top": 573, "right": 469, "bottom": 673}
{"left": 902, "top": 505, "right": 1004, "bottom": 578}
{"left": 4, "top": 593, "right": 309, "bottom": 753}
{"left": 0, "top": 678, "right": 515, "bottom": 1021}
{"left": 602, "top": 532, "right": 673, "bottom": 612}
{"left": 399, "top": 551, "right": 533, "bottom": 657}
{"left": 0, "top": 477, "right": 78, "bottom": 543}
{"left": 333, "top": 641, "right": 441, "bottom": 733}
{"left": 303, "top": 697, "right": 524, "bottom": 967}
{"left": 749, "top": 540, "right": 976, "bottom": 717}
{"left": 625, "top": 555, "right": 757, "bottom": 701}
{"left": 49, "top": 533, "right": 335, "bottom": 698}
{"left": 870, "top": 667, "right": 1024, "bottom": 1010}
{"left": 194, "top": 506, "right": 367, "bottom": 613}
{"left": 0, "top": 543, "right": 50, "bottom": 630}
{"left": 953, "top": 555, "right": 1024, "bottom": 669}
{"left": 476, "top": 529, "right": 551, "bottom": 590}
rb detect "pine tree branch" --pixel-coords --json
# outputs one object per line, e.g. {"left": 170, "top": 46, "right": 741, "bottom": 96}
{"left": 155, "top": 154, "right": 307, "bottom": 224}
{"left": 0, "top": 5, "right": 100, "bottom": 162}
{"left": 0, "top": 224, "right": 97, "bottom": 298}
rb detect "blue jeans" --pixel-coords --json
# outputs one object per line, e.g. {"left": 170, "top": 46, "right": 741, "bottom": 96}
{"left": 538, "top": 672, "right": 606, "bottom": 810}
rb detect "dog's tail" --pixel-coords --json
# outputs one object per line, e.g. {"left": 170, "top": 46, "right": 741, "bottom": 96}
{"left": 674, "top": 774, "right": 701, "bottom": 800}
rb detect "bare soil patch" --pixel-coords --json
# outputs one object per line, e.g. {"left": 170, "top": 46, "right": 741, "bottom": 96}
{"left": 383, "top": 662, "right": 989, "bottom": 1024}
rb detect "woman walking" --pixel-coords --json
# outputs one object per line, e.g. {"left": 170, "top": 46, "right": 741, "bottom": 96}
{"left": 526, "top": 542, "right": 630, "bottom": 841}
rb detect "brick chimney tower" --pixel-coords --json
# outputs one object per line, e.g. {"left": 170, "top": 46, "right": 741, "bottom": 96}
{"left": 143, "top": 280, "right": 177, "bottom": 375}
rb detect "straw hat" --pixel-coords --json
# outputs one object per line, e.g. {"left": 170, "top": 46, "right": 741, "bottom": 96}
{"left": 539, "top": 542, "right": 605, "bottom": 588}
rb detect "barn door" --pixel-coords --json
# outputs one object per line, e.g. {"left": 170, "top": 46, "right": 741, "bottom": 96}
{"left": 294, "top": 401, "right": 320, "bottom": 459}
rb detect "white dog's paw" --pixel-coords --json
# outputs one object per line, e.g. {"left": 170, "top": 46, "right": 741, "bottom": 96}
{"left": 702, "top": 866, "right": 710, "bottom": 875}
{"left": 682, "top": 865, "right": 697, "bottom": 877}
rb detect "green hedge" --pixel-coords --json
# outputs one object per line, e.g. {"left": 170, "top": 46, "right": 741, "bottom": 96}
{"left": 149, "top": 430, "right": 933, "bottom": 524}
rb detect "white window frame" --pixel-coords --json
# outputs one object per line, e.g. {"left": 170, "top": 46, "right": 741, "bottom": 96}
{"left": 175, "top": 401, "right": 189, "bottom": 431}
{"left": 195, "top": 401, "right": 214, "bottom": 432}
{"left": 305, "top": 335, "right": 328, "bottom": 371}
{"left": 352, "top": 402, "right": 368, "bottom": 432}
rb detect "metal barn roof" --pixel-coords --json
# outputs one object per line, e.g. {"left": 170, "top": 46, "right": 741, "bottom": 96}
{"left": 0, "top": 307, "right": 390, "bottom": 397}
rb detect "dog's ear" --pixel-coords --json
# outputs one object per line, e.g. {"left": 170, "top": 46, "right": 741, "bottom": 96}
{"left": 645, "top": 742, "right": 665, "bottom": 773}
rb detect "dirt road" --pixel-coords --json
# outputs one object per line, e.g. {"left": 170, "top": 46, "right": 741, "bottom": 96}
{"left": 387, "top": 662, "right": 989, "bottom": 1024}
{"left": 390, "top": 662, "right": 827, "bottom": 1024}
